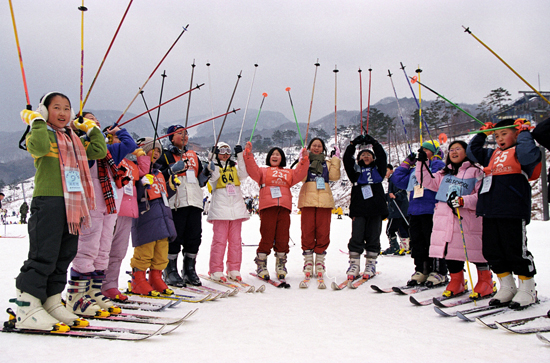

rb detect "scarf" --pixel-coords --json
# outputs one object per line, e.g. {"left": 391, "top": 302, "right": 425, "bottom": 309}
{"left": 97, "top": 150, "right": 129, "bottom": 215}
{"left": 309, "top": 153, "right": 325, "bottom": 175}
{"left": 53, "top": 124, "right": 95, "bottom": 235}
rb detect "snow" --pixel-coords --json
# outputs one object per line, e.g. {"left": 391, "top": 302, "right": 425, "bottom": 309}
{"left": 1, "top": 215, "right": 549, "bottom": 362}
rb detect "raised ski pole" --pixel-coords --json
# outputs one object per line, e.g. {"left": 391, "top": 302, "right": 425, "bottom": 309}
{"left": 334, "top": 65, "right": 339, "bottom": 145}
{"left": 388, "top": 70, "right": 412, "bottom": 154}
{"left": 118, "top": 83, "right": 204, "bottom": 127}
{"left": 184, "top": 60, "right": 196, "bottom": 127}
{"left": 410, "top": 77, "right": 485, "bottom": 126}
{"left": 249, "top": 93, "right": 268, "bottom": 142}
{"left": 304, "top": 59, "right": 320, "bottom": 144}
{"left": 238, "top": 64, "right": 258, "bottom": 145}
{"left": 286, "top": 87, "right": 304, "bottom": 147}
{"left": 211, "top": 71, "right": 242, "bottom": 160}
{"left": 206, "top": 62, "right": 217, "bottom": 142}
{"left": 463, "top": 26, "right": 550, "bottom": 107}
{"left": 359, "top": 68, "right": 363, "bottom": 135}
{"left": 8, "top": 0, "right": 31, "bottom": 109}
{"left": 115, "top": 24, "right": 189, "bottom": 125}
{"left": 456, "top": 207, "right": 478, "bottom": 303}
{"left": 366, "top": 68, "right": 372, "bottom": 133}
{"left": 78, "top": 2, "right": 87, "bottom": 117}
{"left": 139, "top": 90, "right": 159, "bottom": 133}
{"left": 416, "top": 67, "right": 423, "bottom": 144}
{"left": 149, "top": 71, "right": 168, "bottom": 173}
{"left": 83, "top": 0, "right": 133, "bottom": 108}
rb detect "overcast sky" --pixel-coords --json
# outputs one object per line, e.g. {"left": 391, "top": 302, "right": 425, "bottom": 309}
{"left": 1, "top": 0, "right": 549, "bottom": 133}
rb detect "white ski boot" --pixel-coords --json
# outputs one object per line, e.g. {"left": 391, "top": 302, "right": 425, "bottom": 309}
{"left": 275, "top": 252, "right": 288, "bottom": 279}
{"left": 88, "top": 272, "right": 121, "bottom": 314}
{"left": 489, "top": 273, "right": 517, "bottom": 306}
{"left": 303, "top": 250, "right": 314, "bottom": 277}
{"left": 209, "top": 271, "right": 227, "bottom": 282}
{"left": 65, "top": 279, "right": 110, "bottom": 317}
{"left": 407, "top": 271, "right": 428, "bottom": 286}
{"left": 227, "top": 270, "right": 242, "bottom": 282}
{"left": 346, "top": 252, "right": 361, "bottom": 280}
{"left": 13, "top": 290, "right": 68, "bottom": 331}
{"left": 509, "top": 276, "right": 537, "bottom": 310}
{"left": 255, "top": 253, "right": 270, "bottom": 280}
{"left": 315, "top": 252, "right": 326, "bottom": 278}
{"left": 43, "top": 293, "right": 88, "bottom": 327}
{"left": 362, "top": 252, "right": 378, "bottom": 279}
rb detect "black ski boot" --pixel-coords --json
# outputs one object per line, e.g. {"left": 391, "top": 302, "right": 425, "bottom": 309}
{"left": 182, "top": 253, "right": 202, "bottom": 286}
{"left": 163, "top": 254, "right": 186, "bottom": 287}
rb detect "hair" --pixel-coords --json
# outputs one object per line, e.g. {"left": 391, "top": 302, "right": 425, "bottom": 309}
{"left": 307, "top": 137, "right": 327, "bottom": 155}
{"left": 82, "top": 111, "right": 94, "bottom": 118}
{"left": 387, "top": 164, "right": 394, "bottom": 170}
{"left": 442, "top": 140, "right": 479, "bottom": 175}
{"left": 0, "top": 193, "right": 4, "bottom": 196}
{"left": 41, "top": 92, "right": 71, "bottom": 109}
{"left": 494, "top": 118, "right": 516, "bottom": 128}
{"left": 266, "top": 147, "right": 286, "bottom": 167}
{"left": 357, "top": 149, "right": 375, "bottom": 167}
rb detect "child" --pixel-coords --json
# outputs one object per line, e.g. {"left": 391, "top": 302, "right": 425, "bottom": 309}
{"left": 416, "top": 140, "right": 493, "bottom": 297}
{"left": 343, "top": 134, "right": 388, "bottom": 280}
{"left": 383, "top": 164, "right": 410, "bottom": 255}
{"left": 67, "top": 113, "right": 136, "bottom": 317}
{"left": 297, "top": 137, "right": 341, "bottom": 280}
{"left": 14, "top": 92, "right": 107, "bottom": 331}
{"left": 130, "top": 137, "right": 178, "bottom": 296}
{"left": 393, "top": 140, "right": 446, "bottom": 286}
{"left": 467, "top": 118, "right": 541, "bottom": 309}
{"left": 158, "top": 125, "right": 209, "bottom": 287}
{"left": 243, "top": 142, "right": 309, "bottom": 280}
{"left": 207, "top": 142, "right": 249, "bottom": 282}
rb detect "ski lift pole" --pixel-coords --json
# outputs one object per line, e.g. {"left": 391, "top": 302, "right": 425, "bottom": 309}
{"left": 286, "top": 87, "right": 304, "bottom": 147}
{"left": 304, "top": 60, "right": 320, "bottom": 144}
{"left": 463, "top": 26, "right": 550, "bottom": 107}
{"left": 388, "top": 70, "right": 412, "bottom": 154}
{"left": 237, "top": 64, "right": 258, "bottom": 145}
{"left": 249, "top": 93, "right": 268, "bottom": 142}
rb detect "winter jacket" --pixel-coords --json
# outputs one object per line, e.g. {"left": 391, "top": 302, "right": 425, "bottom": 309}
{"left": 343, "top": 142, "right": 388, "bottom": 219}
{"left": 117, "top": 158, "right": 139, "bottom": 218}
{"left": 297, "top": 156, "right": 341, "bottom": 209}
{"left": 467, "top": 131, "right": 541, "bottom": 221}
{"left": 392, "top": 157, "right": 445, "bottom": 216}
{"left": 417, "top": 161, "right": 486, "bottom": 262}
{"left": 243, "top": 149, "right": 309, "bottom": 212}
{"left": 386, "top": 174, "right": 409, "bottom": 219}
{"left": 532, "top": 116, "right": 550, "bottom": 151}
{"left": 207, "top": 152, "right": 250, "bottom": 222}
{"left": 131, "top": 155, "right": 177, "bottom": 247}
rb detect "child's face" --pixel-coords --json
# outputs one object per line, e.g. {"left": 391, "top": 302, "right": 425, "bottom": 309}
{"left": 422, "top": 147, "right": 434, "bottom": 159}
{"left": 449, "top": 143, "right": 466, "bottom": 164}
{"left": 494, "top": 128, "right": 518, "bottom": 150}
{"left": 270, "top": 150, "right": 282, "bottom": 167}
{"left": 360, "top": 151, "right": 373, "bottom": 165}
{"left": 47, "top": 95, "right": 72, "bottom": 128}
{"left": 147, "top": 148, "right": 161, "bottom": 162}
{"left": 385, "top": 168, "right": 393, "bottom": 178}
{"left": 172, "top": 129, "right": 188, "bottom": 149}
{"left": 309, "top": 140, "right": 324, "bottom": 155}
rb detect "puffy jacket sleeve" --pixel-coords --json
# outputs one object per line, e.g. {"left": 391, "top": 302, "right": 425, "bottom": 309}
{"left": 136, "top": 155, "right": 151, "bottom": 177}
{"left": 415, "top": 161, "right": 444, "bottom": 192}
{"left": 328, "top": 156, "right": 341, "bottom": 181}
{"left": 108, "top": 128, "right": 137, "bottom": 165}
{"left": 343, "top": 144, "right": 359, "bottom": 183}
{"left": 243, "top": 149, "right": 262, "bottom": 185}
{"left": 467, "top": 133, "right": 493, "bottom": 167}
{"left": 291, "top": 154, "right": 309, "bottom": 186}
{"left": 237, "top": 152, "right": 249, "bottom": 181}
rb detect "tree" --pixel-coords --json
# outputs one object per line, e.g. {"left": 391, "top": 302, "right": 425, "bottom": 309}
{"left": 271, "top": 130, "right": 285, "bottom": 146}
{"left": 476, "top": 87, "right": 512, "bottom": 122}
{"left": 283, "top": 129, "right": 297, "bottom": 147}
{"left": 362, "top": 107, "right": 394, "bottom": 141}
{"left": 425, "top": 97, "right": 450, "bottom": 132}
{"left": 309, "top": 127, "right": 330, "bottom": 142}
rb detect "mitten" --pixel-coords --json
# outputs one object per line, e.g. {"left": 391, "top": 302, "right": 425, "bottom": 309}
{"left": 234, "top": 144, "right": 243, "bottom": 155}
{"left": 141, "top": 174, "right": 154, "bottom": 186}
{"left": 479, "top": 122, "right": 496, "bottom": 136}
{"left": 20, "top": 109, "right": 45, "bottom": 127}
{"left": 351, "top": 135, "right": 364, "bottom": 146}
{"left": 332, "top": 146, "right": 341, "bottom": 158}
{"left": 417, "top": 148, "right": 428, "bottom": 162}
{"left": 73, "top": 117, "right": 99, "bottom": 136}
{"left": 400, "top": 152, "right": 416, "bottom": 168}
{"left": 514, "top": 118, "right": 534, "bottom": 131}
{"left": 170, "top": 160, "right": 186, "bottom": 175}
{"left": 363, "top": 134, "right": 376, "bottom": 145}
{"left": 132, "top": 148, "right": 146, "bottom": 157}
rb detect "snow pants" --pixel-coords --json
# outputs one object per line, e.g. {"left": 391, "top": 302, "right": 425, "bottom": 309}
{"left": 209, "top": 219, "right": 244, "bottom": 274}
{"left": 257, "top": 206, "right": 290, "bottom": 255}
{"left": 348, "top": 215, "right": 382, "bottom": 255}
{"left": 131, "top": 238, "right": 169, "bottom": 271}
{"left": 103, "top": 215, "right": 132, "bottom": 291}
{"left": 169, "top": 206, "right": 202, "bottom": 255}
{"left": 410, "top": 214, "right": 446, "bottom": 274}
{"left": 300, "top": 207, "right": 331, "bottom": 254}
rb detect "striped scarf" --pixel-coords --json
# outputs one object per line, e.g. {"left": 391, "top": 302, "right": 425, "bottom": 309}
{"left": 97, "top": 150, "right": 127, "bottom": 215}
{"left": 53, "top": 125, "right": 95, "bottom": 235}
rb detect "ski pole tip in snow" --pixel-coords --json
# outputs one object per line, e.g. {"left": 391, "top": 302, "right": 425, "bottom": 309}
{"left": 285, "top": 87, "right": 291, "bottom": 92}
{"left": 262, "top": 92, "right": 268, "bottom": 97}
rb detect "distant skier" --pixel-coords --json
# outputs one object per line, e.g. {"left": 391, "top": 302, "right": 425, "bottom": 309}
{"left": 19, "top": 201, "right": 28, "bottom": 224}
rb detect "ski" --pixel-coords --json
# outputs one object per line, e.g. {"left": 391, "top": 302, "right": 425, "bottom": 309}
{"left": 410, "top": 289, "right": 470, "bottom": 307}
{"left": 496, "top": 317, "right": 550, "bottom": 334}
{"left": 331, "top": 276, "right": 362, "bottom": 291}
{"left": 233, "top": 279, "right": 265, "bottom": 293}
{"left": 537, "top": 332, "right": 550, "bottom": 344}
{"left": 370, "top": 285, "right": 395, "bottom": 293}
{"left": 432, "top": 292, "right": 494, "bottom": 308}
{"left": 199, "top": 274, "right": 252, "bottom": 293}
{"left": 349, "top": 272, "right": 380, "bottom": 289}
{"left": 392, "top": 283, "right": 446, "bottom": 295}
{"left": 249, "top": 273, "right": 290, "bottom": 288}
{"left": 0, "top": 235, "right": 25, "bottom": 238}
{"left": 317, "top": 274, "right": 326, "bottom": 289}
{"left": 185, "top": 284, "right": 236, "bottom": 298}
{"left": 299, "top": 274, "right": 311, "bottom": 289}
{"left": 125, "top": 290, "right": 210, "bottom": 303}
{"left": 89, "top": 308, "right": 197, "bottom": 325}
{"left": 76, "top": 318, "right": 186, "bottom": 336}
{"left": 474, "top": 301, "right": 541, "bottom": 328}
{"left": 434, "top": 303, "right": 506, "bottom": 318}
{"left": 118, "top": 299, "right": 175, "bottom": 312}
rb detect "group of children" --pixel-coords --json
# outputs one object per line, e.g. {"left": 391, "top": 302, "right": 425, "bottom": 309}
{"left": 11, "top": 91, "right": 543, "bottom": 332}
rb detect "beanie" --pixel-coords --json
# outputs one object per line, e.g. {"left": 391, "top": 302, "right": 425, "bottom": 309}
{"left": 357, "top": 149, "right": 375, "bottom": 161}
{"left": 421, "top": 140, "right": 440, "bottom": 154}
{"left": 167, "top": 124, "right": 185, "bottom": 143}
{"left": 138, "top": 137, "right": 162, "bottom": 156}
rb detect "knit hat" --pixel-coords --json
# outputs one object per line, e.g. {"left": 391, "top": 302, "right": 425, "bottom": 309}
{"left": 138, "top": 137, "right": 162, "bottom": 155}
{"left": 421, "top": 140, "right": 440, "bottom": 154}
{"left": 167, "top": 124, "right": 185, "bottom": 143}
{"left": 357, "top": 149, "right": 375, "bottom": 161}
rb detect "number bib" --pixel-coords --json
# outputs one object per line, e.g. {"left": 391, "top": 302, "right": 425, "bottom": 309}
{"left": 226, "top": 183, "right": 237, "bottom": 196}
{"left": 435, "top": 175, "right": 476, "bottom": 202}
{"left": 64, "top": 167, "right": 83, "bottom": 192}
{"left": 361, "top": 185, "right": 373, "bottom": 199}
{"left": 316, "top": 176, "right": 325, "bottom": 190}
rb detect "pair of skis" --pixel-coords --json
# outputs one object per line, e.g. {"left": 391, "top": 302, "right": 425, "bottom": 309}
{"left": 200, "top": 274, "right": 266, "bottom": 293}
{"left": 299, "top": 273, "right": 326, "bottom": 289}
{"left": 249, "top": 273, "right": 290, "bottom": 288}
{"left": 331, "top": 272, "right": 380, "bottom": 291}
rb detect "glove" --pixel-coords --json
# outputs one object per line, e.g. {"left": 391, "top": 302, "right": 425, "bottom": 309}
{"left": 401, "top": 152, "right": 416, "bottom": 167}
{"left": 299, "top": 147, "right": 308, "bottom": 162}
{"left": 20, "top": 109, "right": 45, "bottom": 127}
{"left": 73, "top": 117, "right": 99, "bottom": 136}
{"left": 207, "top": 160, "right": 215, "bottom": 173}
{"left": 514, "top": 118, "right": 534, "bottom": 131}
{"left": 351, "top": 135, "right": 365, "bottom": 146}
{"left": 132, "top": 148, "right": 146, "bottom": 157}
{"left": 363, "top": 134, "right": 376, "bottom": 145}
{"left": 479, "top": 122, "right": 496, "bottom": 136}
{"left": 446, "top": 191, "right": 464, "bottom": 211}
{"left": 417, "top": 148, "right": 428, "bottom": 162}
{"left": 169, "top": 160, "right": 186, "bottom": 175}
{"left": 234, "top": 145, "right": 243, "bottom": 155}
{"left": 173, "top": 175, "right": 181, "bottom": 185}
{"left": 331, "top": 146, "right": 340, "bottom": 158}
{"left": 245, "top": 141, "right": 252, "bottom": 152}
{"left": 141, "top": 174, "right": 154, "bottom": 186}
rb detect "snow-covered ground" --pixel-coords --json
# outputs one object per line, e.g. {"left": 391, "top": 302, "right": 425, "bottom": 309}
{"left": 1, "top": 214, "right": 549, "bottom": 363}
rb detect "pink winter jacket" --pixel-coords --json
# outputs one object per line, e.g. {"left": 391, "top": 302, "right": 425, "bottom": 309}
{"left": 243, "top": 150, "right": 309, "bottom": 212}
{"left": 117, "top": 158, "right": 139, "bottom": 218}
{"left": 416, "top": 161, "right": 486, "bottom": 263}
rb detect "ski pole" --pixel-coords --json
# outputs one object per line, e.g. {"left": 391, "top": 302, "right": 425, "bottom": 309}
{"left": 286, "top": 87, "right": 304, "bottom": 147}
{"left": 78, "top": 2, "right": 88, "bottom": 117}
{"left": 387, "top": 69, "right": 412, "bottom": 154}
{"left": 366, "top": 68, "right": 372, "bottom": 133}
{"left": 139, "top": 90, "right": 158, "bottom": 134}
{"left": 416, "top": 67, "right": 423, "bottom": 144}
{"left": 463, "top": 26, "right": 550, "bottom": 107}
{"left": 410, "top": 77, "right": 485, "bottom": 126}
{"left": 83, "top": 0, "right": 133, "bottom": 108}
{"left": 150, "top": 71, "right": 167, "bottom": 173}
{"left": 334, "top": 65, "right": 339, "bottom": 145}
{"left": 468, "top": 124, "right": 517, "bottom": 135}
{"left": 115, "top": 24, "right": 189, "bottom": 125}
{"left": 358, "top": 68, "right": 363, "bottom": 135}
{"left": 8, "top": 0, "right": 31, "bottom": 109}
{"left": 211, "top": 71, "right": 242, "bottom": 160}
{"left": 304, "top": 59, "right": 320, "bottom": 144}
{"left": 392, "top": 199, "right": 410, "bottom": 227}
{"left": 118, "top": 83, "right": 203, "bottom": 127}
{"left": 455, "top": 207, "right": 478, "bottom": 303}
{"left": 249, "top": 93, "right": 268, "bottom": 142}
{"left": 206, "top": 62, "right": 217, "bottom": 142}
{"left": 184, "top": 60, "right": 196, "bottom": 127}
{"left": 238, "top": 64, "right": 258, "bottom": 145}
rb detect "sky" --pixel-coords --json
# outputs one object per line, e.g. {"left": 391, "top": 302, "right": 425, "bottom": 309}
{"left": 1, "top": 0, "right": 550, "bottom": 133}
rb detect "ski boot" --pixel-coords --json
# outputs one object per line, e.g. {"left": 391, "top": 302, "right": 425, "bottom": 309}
{"left": 163, "top": 254, "right": 185, "bottom": 287}
{"left": 315, "top": 252, "right": 326, "bottom": 278}
{"left": 255, "top": 253, "right": 270, "bottom": 280}
{"left": 381, "top": 237, "right": 400, "bottom": 255}
{"left": 346, "top": 252, "right": 361, "bottom": 280}
{"left": 398, "top": 237, "right": 410, "bottom": 255}
{"left": 102, "top": 288, "right": 128, "bottom": 302}
{"left": 43, "top": 293, "right": 88, "bottom": 327}
{"left": 182, "top": 253, "right": 202, "bottom": 286}
{"left": 11, "top": 289, "right": 69, "bottom": 331}
{"left": 426, "top": 271, "right": 447, "bottom": 288}
{"left": 303, "top": 249, "right": 314, "bottom": 278}
{"left": 473, "top": 268, "right": 495, "bottom": 298}
{"left": 509, "top": 276, "right": 537, "bottom": 310}
{"left": 66, "top": 269, "right": 110, "bottom": 318}
{"left": 131, "top": 269, "right": 160, "bottom": 297}
{"left": 407, "top": 271, "right": 428, "bottom": 286}
{"left": 275, "top": 252, "right": 288, "bottom": 280}
{"left": 362, "top": 252, "right": 378, "bottom": 279}
{"left": 443, "top": 270, "right": 465, "bottom": 297}
{"left": 88, "top": 271, "right": 121, "bottom": 314}
{"left": 148, "top": 269, "right": 174, "bottom": 295}
{"left": 227, "top": 271, "right": 242, "bottom": 282}
{"left": 209, "top": 271, "right": 228, "bottom": 283}
{"left": 489, "top": 272, "right": 517, "bottom": 306}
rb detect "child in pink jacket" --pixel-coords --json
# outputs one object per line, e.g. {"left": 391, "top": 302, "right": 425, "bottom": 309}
{"left": 243, "top": 142, "right": 309, "bottom": 281}
{"left": 416, "top": 140, "right": 493, "bottom": 298}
